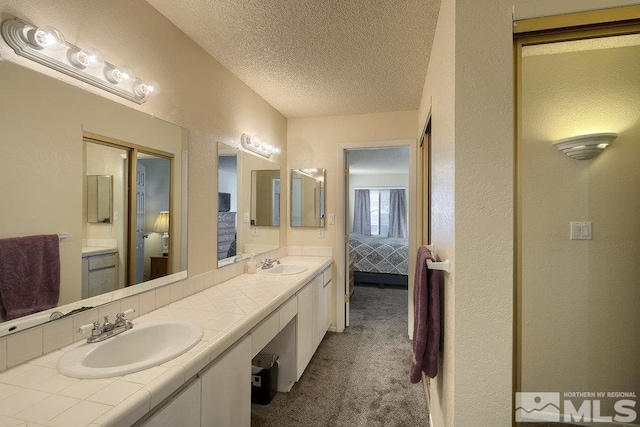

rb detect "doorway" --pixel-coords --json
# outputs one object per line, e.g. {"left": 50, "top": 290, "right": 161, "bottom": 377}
{"left": 336, "top": 139, "right": 417, "bottom": 334}
{"left": 84, "top": 136, "right": 173, "bottom": 289}
{"left": 515, "top": 15, "right": 640, "bottom": 425}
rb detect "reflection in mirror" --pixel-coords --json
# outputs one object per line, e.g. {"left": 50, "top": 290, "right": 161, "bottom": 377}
{"left": 0, "top": 60, "right": 188, "bottom": 337}
{"left": 87, "top": 175, "right": 113, "bottom": 223}
{"left": 291, "top": 168, "right": 326, "bottom": 227}
{"left": 251, "top": 170, "right": 281, "bottom": 227}
{"left": 217, "top": 141, "right": 280, "bottom": 268}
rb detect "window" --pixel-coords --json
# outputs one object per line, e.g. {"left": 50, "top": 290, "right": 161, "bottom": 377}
{"left": 368, "top": 188, "right": 401, "bottom": 236}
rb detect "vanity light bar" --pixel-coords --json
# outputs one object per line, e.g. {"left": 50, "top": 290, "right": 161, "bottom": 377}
{"left": 241, "top": 133, "right": 281, "bottom": 158}
{"left": 1, "top": 18, "right": 159, "bottom": 104}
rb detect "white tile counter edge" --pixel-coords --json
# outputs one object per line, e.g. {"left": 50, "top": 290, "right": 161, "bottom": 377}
{"left": 0, "top": 256, "right": 331, "bottom": 427}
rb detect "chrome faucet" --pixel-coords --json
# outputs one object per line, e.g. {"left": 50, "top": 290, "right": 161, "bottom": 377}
{"left": 78, "top": 309, "right": 135, "bottom": 343}
{"left": 261, "top": 257, "right": 280, "bottom": 270}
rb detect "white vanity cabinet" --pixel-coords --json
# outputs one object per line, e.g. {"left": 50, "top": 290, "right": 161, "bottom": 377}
{"left": 82, "top": 250, "right": 117, "bottom": 299}
{"left": 200, "top": 336, "right": 251, "bottom": 427}
{"left": 296, "top": 265, "right": 332, "bottom": 380}
{"left": 140, "top": 378, "right": 202, "bottom": 427}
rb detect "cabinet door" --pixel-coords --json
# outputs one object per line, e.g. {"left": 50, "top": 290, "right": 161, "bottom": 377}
{"left": 312, "top": 274, "right": 324, "bottom": 352}
{"left": 201, "top": 336, "right": 251, "bottom": 427}
{"left": 323, "top": 279, "right": 331, "bottom": 333}
{"left": 87, "top": 266, "right": 116, "bottom": 297}
{"left": 141, "top": 378, "right": 201, "bottom": 427}
{"left": 296, "top": 283, "right": 314, "bottom": 380}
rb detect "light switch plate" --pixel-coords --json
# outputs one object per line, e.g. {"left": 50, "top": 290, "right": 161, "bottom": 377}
{"left": 328, "top": 214, "right": 335, "bottom": 225}
{"left": 570, "top": 222, "right": 591, "bottom": 240}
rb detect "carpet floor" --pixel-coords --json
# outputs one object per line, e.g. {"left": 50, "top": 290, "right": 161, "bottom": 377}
{"left": 251, "top": 284, "right": 430, "bottom": 427}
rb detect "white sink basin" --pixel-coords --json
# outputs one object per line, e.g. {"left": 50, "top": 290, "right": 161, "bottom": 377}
{"left": 57, "top": 319, "right": 203, "bottom": 378}
{"left": 258, "top": 264, "right": 308, "bottom": 275}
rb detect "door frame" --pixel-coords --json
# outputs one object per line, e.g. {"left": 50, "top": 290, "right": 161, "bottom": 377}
{"left": 335, "top": 138, "right": 417, "bottom": 334}
{"left": 513, "top": 8, "right": 640, "bottom": 426}
{"left": 84, "top": 132, "right": 174, "bottom": 286}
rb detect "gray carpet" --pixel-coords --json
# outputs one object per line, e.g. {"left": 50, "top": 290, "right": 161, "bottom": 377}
{"left": 251, "top": 285, "right": 430, "bottom": 427}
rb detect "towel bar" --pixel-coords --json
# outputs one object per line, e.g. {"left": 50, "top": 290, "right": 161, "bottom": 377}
{"left": 424, "top": 244, "right": 451, "bottom": 273}
{"left": 427, "top": 259, "right": 450, "bottom": 273}
{"left": 58, "top": 233, "right": 72, "bottom": 240}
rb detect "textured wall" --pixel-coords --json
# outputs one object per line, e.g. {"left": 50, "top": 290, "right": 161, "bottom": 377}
{"left": 420, "top": 0, "right": 640, "bottom": 426}
{"left": 287, "top": 110, "right": 417, "bottom": 332}
{"left": 416, "top": 0, "right": 456, "bottom": 423}
{"left": 521, "top": 45, "right": 640, "bottom": 406}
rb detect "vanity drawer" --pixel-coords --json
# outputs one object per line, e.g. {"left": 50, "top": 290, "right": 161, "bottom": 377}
{"left": 88, "top": 253, "right": 117, "bottom": 270}
{"left": 250, "top": 312, "right": 279, "bottom": 358}
{"left": 278, "top": 297, "right": 297, "bottom": 331}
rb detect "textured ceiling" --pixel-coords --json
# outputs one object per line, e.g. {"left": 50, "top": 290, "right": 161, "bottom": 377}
{"left": 146, "top": 0, "right": 441, "bottom": 118}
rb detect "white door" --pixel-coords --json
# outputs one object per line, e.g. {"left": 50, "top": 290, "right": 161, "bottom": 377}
{"left": 135, "top": 162, "right": 146, "bottom": 284}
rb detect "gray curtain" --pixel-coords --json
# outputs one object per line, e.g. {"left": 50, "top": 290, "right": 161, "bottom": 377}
{"left": 388, "top": 189, "right": 407, "bottom": 238}
{"left": 352, "top": 189, "right": 371, "bottom": 235}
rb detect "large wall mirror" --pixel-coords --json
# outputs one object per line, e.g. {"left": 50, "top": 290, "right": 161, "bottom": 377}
{"left": 0, "top": 60, "right": 188, "bottom": 336}
{"left": 291, "top": 168, "right": 326, "bottom": 227}
{"left": 217, "top": 141, "right": 280, "bottom": 267}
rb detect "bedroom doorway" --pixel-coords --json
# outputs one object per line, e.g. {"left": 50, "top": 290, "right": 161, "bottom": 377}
{"left": 345, "top": 146, "right": 410, "bottom": 327}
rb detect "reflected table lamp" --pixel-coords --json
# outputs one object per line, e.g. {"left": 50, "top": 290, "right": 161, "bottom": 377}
{"left": 153, "top": 211, "right": 170, "bottom": 256}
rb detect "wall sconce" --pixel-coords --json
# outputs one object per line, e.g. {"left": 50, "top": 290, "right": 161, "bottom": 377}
{"left": 552, "top": 133, "right": 617, "bottom": 160}
{"left": 153, "top": 211, "right": 170, "bottom": 256}
{"left": 1, "top": 18, "right": 159, "bottom": 104}
{"left": 241, "top": 133, "right": 281, "bottom": 158}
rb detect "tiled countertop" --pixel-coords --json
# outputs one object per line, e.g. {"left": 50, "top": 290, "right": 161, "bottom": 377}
{"left": 81, "top": 247, "right": 118, "bottom": 257}
{"left": 0, "top": 256, "right": 331, "bottom": 427}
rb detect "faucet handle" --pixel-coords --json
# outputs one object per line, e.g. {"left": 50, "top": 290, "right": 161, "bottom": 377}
{"left": 116, "top": 309, "right": 135, "bottom": 321}
{"left": 77, "top": 321, "right": 101, "bottom": 335}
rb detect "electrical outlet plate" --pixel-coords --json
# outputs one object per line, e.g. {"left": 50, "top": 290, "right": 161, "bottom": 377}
{"left": 570, "top": 222, "right": 591, "bottom": 240}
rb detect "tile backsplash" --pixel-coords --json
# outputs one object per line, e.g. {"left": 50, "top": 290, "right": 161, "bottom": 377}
{"left": 0, "top": 246, "right": 331, "bottom": 372}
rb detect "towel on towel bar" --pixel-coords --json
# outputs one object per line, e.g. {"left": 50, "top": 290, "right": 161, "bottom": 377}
{"left": 0, "top": 235, "right": 60, "bottom": 320}
{"left": 410, "top": 245, "right": 440, "bottom": 382}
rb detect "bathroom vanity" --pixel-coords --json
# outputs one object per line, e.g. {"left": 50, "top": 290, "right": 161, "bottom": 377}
{"left": 82, "top": 247, "right": 118, "bottom": 299}
{"left": 0, "top": 255, "right": 332, "bottom": 427}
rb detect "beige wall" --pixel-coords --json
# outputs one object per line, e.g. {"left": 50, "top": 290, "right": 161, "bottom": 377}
{"left": 416, "top": 0, "right": 456, "bottom": 424}
{"left": 287, "top": 110, "right": 417, "bottom": 248}
{"left": 521, "top": 45, "right": 640, "bottom": 403}
{"left": 287, "top": 110, "right": 417, "bottom": 332}
{"left": 0, "top": 0, "right": 287, "bottom": 279}
{"left": 419, "top": 1, "right": 640, "bottom": 426}
{"left": 84, "top": 142, "right": 128, "bottom": 293}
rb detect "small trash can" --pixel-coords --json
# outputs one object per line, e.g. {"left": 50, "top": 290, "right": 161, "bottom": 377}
{"left": 251, "top": 353, "right": 279, "bottom": 405}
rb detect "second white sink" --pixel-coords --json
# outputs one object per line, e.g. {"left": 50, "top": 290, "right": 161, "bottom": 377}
{"left": 259, "top": 264, "right": 308, "bottom": 275}
{"left": 58, "top": 319, "right": 203, "bottom": 378}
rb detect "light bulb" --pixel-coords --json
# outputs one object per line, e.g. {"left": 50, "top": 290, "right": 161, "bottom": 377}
{"left": 27, "top": 26, "right": 65, "bottom": 50}
{"left": 69, "top": 47, "right": 103, "bottom": 69}
{"left": 273, "top": 147, "right": 281, "bottom": 154}
{"left": 133, "top": 80, "right": 160, "bottom": 97}
{"left": 105, "top": 66, "right": 134, "bottom": 84}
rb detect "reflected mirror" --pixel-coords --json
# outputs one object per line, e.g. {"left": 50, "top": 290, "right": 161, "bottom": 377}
{"left": 0, "top": 60, "right": 188, "bottom": 336}
{"left": 217, "top": 142, "right": 280, "bottom": 267}
{"left": 251, "top": 170, "right": 281, "bottom": 227}
{"left": 87, "top": 175, "right": 113, "bottom": 223}
{"left": 291, "top": 168, "right": 326, "bottom": 227}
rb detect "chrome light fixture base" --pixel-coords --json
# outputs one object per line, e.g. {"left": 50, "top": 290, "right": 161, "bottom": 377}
{"left": 241, "top": 133, "right": 280, "bottom": 158}
{"left": 1, "top": 18, "right": 156, "bottom": 104}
